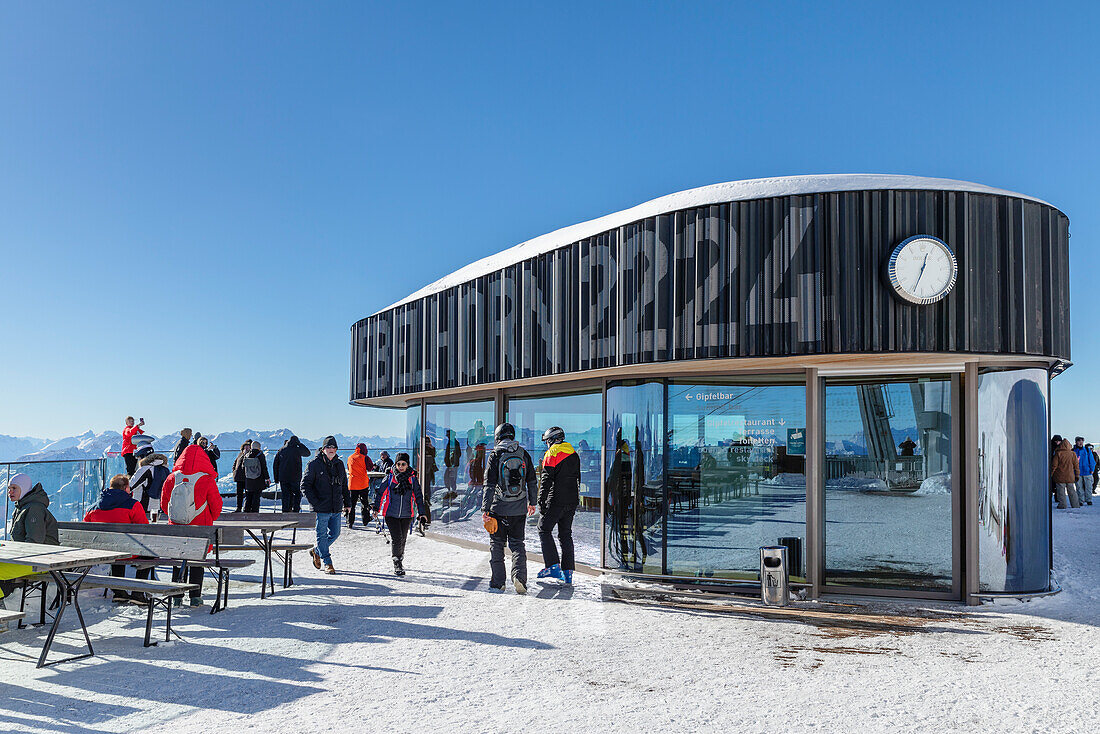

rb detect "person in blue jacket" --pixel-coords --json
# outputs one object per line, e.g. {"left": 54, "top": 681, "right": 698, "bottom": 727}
{"left": 1073, "top": 437, "right": 1095, "bottom": 506}
{"left": 372, "top": 452, "right": 427, "bottom": 577}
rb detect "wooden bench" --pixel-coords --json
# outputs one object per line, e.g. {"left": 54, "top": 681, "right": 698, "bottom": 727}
{"left": 0, "top": 609, "right": 25, "bottom": 628}
{"left": 55, "top": 522, "right": 253, "bottom": 615}
{"left": 55, "top": 525, "right": 211, "bottom": 642}
{"left": 220, "top": 512, "right": 316, "bottom": 587}
{"left": 66, "top": 574, "right": 197, "bottom": 646}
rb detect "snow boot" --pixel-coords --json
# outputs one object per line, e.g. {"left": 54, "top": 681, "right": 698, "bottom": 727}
{"left": 563, "top": 570, "right": 573, "bottom": 585}
{"left": 393, "top": 558, "right": 405, "bottom": 577}
{"left": 189, "top": 596, "right": 204, "bottom": 607}
{"left": 513, "top": 577, "right": 527, "bottom": 595}
{"left": 324, "top": 564, "right": 336, "bottom": 575}
{"left": 310, "top": 547, "right": 322, "bottom": 569}
{"left": 487, "top": 586, "right": 505, "bottom": 594}
{"left": 537, "top": 563, "right": 564, "bottom": 582}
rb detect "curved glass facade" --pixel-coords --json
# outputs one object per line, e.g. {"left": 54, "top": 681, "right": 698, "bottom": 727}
{"left": 824, "top": 378, "right": 954, "bottom": 591}
{"left": 977, "top": 369, "right": 1051, "bottom": 593}
{"left": 506, "top": 391, "right": 602, "bottom": 566}
{"left": 422, "top": 400, "right": 494, "bottom": 542}
{"left": 604, "top": 381, "right": 665, "bottom": 573}
{"left": 395, "top": 363, "right": 1054, "bottom": 601}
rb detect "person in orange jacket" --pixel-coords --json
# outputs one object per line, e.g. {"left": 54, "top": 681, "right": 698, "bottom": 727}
{"left": 160, "top": 444, "right": 224, "bottom": 606}
{"left": 346, "top": 443, "right": 376, "bottom": 528}
{"left": 85, "top": 473, "right": 151, "bottom": 602}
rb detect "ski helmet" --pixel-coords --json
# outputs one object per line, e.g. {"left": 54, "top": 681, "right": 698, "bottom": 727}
{"left": 494, "top": 423, "right": 516, "bottom": 442}
{"left": 541, "top": 426, "right": 565, "bottom": 446}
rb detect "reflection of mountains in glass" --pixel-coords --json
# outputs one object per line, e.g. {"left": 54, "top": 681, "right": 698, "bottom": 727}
{"left": 518, "top": 425, "right": 601, "bottom": 449}
{"left": 833, "top": 426, "right": 920, "bottom": 456}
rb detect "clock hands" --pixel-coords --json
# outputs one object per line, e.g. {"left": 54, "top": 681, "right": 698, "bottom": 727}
{"left": 912, "top": 252, "right": 930, "bottom": 292}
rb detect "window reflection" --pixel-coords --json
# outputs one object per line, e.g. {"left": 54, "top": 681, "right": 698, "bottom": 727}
{"left": 423, "top": 400, "right": 495, "bottom": 542}
{"left": 824, "top": 379, "right": 953, "bottom": 590}
{"left": 507, "top": 391, "right": 602, "bottom": 567}
{"left": 605, "top": 381, "right": 664, "bottom": 573}
{"left": 665, "top": 382, "right": 806, "bottom": 580}
{"left": 977, "top": 369, "right": 1050, "bottom": 593}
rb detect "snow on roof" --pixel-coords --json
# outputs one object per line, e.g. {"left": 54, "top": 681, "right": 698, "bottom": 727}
{"left": 375, "top": 174, "right": 1053, "bottom": 315}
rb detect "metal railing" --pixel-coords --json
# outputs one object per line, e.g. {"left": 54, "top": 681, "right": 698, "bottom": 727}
{"left": 2, "top": 448, "right": 409, "bottom": 537}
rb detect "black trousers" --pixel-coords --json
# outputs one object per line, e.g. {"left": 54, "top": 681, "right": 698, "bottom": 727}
{"left": 172, "top": 565, "right": 204, "bottom": 599}
{"left": 385, "top": 517, "right": 412, "bottom": 560}
{"left": 538, "top": 504, "right": 577, "bottom": 571}
{"left": 109, "top": 564, "right": 152, "bottom": 598}
{"left": 347, "top": 490, "right": 372, "bottom": 526}
{"left": 280, "top": 480, "right": 302, "bottom": 513}
{"left": 489, "top": 514, "right": 528, "bottom": 588}
{"left": 244, "top": 488, "right": 263, "bottom": 513}
{"left": 235, "top": 481, "right": 246, "bottom": 512}
{"left": 124, "top": 453, "right": 138, "bottom": 476}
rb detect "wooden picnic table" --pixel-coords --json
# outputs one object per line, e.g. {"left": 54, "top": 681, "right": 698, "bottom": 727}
{"left": 0, "top": 540, "right": 128, "bottom": 668}
{"left": 212, "top": 519, "right": 297, "bottom": 599}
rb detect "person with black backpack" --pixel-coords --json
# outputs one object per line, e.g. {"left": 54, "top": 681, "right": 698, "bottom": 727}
{"left": 231, "top": 441, "right": 251, "bottom": 512}
{"left": 242, "top": 440, "right": 271, "bottom": 512}
{"left": 482, "top": 423, "right": 537, "bottom": 594}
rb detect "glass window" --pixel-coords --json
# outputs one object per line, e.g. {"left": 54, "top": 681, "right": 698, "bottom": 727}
{"left": 666, "top": 382, "right": 806, "bottom": 581}
{"left": 605, "top": 381, "right": 665, "bottom": 573}
{"left": 824, "top": 378, "right": 953, "bottom": 591}
{"left": 407, "top": 404, "right": 422, "bottom": 475}
{"left": 977, "top": 369, "right": 1051, "bottom": 593}
{"left": 507, "top": 391, "right": 603, "bottom": 567}
{"left": 423, "top": 400, "right": 495, "bottom": 542}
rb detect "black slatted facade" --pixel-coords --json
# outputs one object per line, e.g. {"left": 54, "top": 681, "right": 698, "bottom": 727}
{"left": 352, "top": 189, "right": 1070, "bottom": 402}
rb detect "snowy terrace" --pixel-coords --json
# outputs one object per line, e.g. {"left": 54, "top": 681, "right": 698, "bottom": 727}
{"left": 1, "top": 510, "right": 1097, "bottom": 732}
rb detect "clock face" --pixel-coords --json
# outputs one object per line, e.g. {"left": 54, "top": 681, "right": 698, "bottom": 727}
{"left": 887, "top": 236, "right": 958, "bottom": 305}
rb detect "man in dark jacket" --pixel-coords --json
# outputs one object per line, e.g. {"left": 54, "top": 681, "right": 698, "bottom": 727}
{"left": 242, "top": 441, "right": 271, "bottom": 513}
{"left": 302, "top": 436, "right": 350, "bottom": 574}
{"left": 481, "top": 423, "right": 537, "bottom": 594}
{"left": 8, "top": 473, "right": 59, "bottom": 545}
{"left": 536, "top": 427, "right": 581, "bottom": 585}
{"left": 273, "top": 436, "right": 311, "bottom": 512}
{"left": 172, "top": 428, "right": 192, "bottom": 463}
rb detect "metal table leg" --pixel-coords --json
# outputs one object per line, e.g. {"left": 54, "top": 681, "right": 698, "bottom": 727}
{"left": 246, "top": 530, "right": 276, "bottom": 599}
{"left": 37, "top": 567, "right": 94, "bottom": 669}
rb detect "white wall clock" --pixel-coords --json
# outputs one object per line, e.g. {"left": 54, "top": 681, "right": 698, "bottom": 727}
{"left": 886, "top": 235, "right": 958, "bottom": 305}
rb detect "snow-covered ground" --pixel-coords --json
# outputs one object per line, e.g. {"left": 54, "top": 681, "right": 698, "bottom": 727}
{"left": 1, "top": 510, "right": 1097, "bottom": 732}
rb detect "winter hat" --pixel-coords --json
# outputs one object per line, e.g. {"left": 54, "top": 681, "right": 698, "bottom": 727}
{"left": 8, "top": 473, "right": 32, "bottom": 499}
{"left": 322, "top": 436, "right": 339, "bottom": 450}
{"left": 395, "top": 452, "right": 411, "bottom": 465}
{"left": 135, "top": 445, "right": 154, "bottom": 460}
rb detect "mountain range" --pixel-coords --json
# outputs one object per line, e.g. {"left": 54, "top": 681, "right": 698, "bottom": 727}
{"left": 0, "top": 429, "right": 405, "bottom": 462}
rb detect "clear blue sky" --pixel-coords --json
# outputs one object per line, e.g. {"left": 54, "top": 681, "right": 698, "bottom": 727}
{"left": 1, "top": 2, "right": 1095, "bottom": 441}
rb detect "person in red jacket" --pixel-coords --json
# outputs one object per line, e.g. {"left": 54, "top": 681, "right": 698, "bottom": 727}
{"left": 121, "top": 416, "right": 146, "bottom": 476}
{"left": 85, "top": 473, "right": 151, "bottom": 602}
{"left": 160, "top": 444, "right": 224, "bottom": 606}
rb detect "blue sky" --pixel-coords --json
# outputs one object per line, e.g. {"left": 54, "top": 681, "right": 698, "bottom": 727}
{"left": 0, "top": 2, "right": 1095, "bottom": 441}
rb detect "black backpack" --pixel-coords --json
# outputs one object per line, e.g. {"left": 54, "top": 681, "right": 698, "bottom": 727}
{"left": 497, "top": 444, "right": 528, "bottom": 502}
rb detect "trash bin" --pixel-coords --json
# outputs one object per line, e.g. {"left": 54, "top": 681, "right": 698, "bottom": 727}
{"left": 760, "top": 546, "right": 789, "bottom": 607}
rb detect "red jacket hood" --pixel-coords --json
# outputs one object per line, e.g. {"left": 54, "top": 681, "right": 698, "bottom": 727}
{"left": 175, "top": 444, "right": 216, "bottom": 476}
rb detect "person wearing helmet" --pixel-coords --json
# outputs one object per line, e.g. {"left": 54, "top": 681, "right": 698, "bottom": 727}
{"left": 536, "top": 426, "right": 581, "bottom": 585}
{"left": 482, "top": 422, "right": 537, "bottom": 594}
